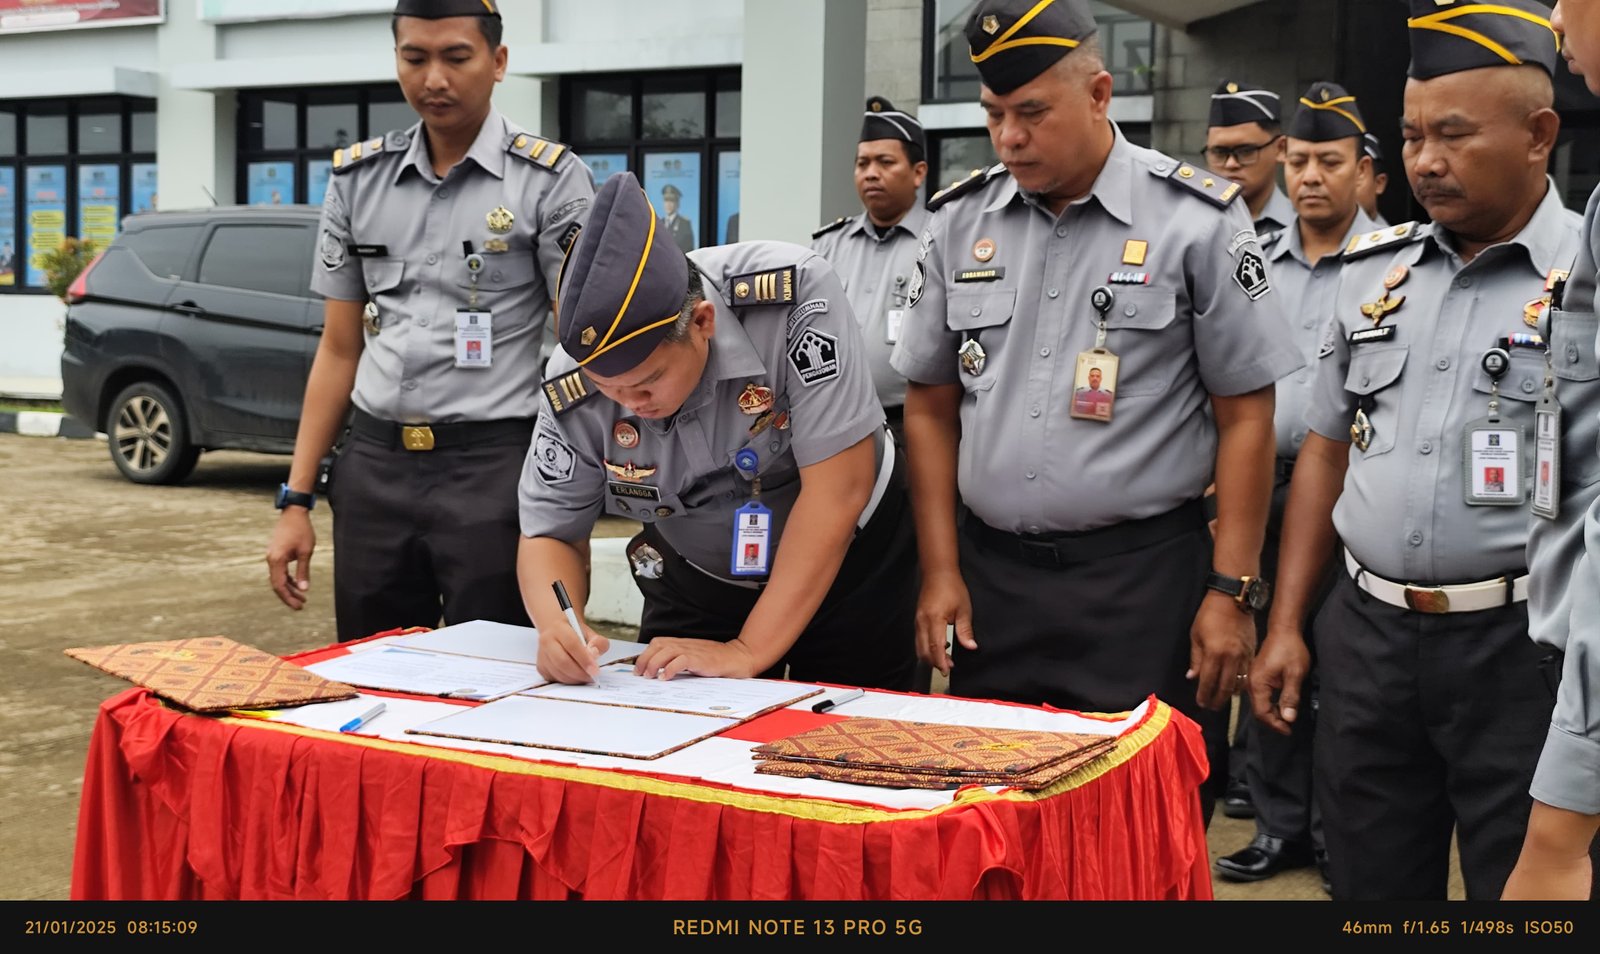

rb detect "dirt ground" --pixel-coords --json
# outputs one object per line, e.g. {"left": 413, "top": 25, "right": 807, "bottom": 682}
{"left": 1, "top": 433, "right": 1456, "bottom": 900}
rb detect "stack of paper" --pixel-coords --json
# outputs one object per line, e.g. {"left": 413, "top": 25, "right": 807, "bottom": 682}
{"left": 65, "top": 636, "right": 358, "bottom": 713}
{"left": 751, "top": 718, "right": 1119, "bottom": 790}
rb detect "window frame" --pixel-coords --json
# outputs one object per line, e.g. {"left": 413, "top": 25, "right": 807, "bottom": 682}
{"left": 236, "top": 85, "right": 416, "bottom": 208}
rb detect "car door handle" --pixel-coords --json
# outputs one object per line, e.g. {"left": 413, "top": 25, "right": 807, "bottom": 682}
{"left": 172, "top": 301, "right": 207, "bottom": 316}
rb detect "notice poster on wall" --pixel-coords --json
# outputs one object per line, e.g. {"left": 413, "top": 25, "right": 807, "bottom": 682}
{"left": 131, "top": 162, "right": 158, "bottom": 214}
{"left": 583, "top": 152, "right": 628, "bottom": 187}
{"left": 0, "top": 167, "right": 15, "bottom": 286}
{"left": 247, "top": 161, "right": 294, "bottom": 206}
{"left": 307, "top": 159, "right": 333, "bottom": 208}
{"left": 78, "top": 163, "right": 122, "bottom": 249}
{"left": 717, "top": 151, "right": 740, "bottom": 245}
{"left": 0, "top": 0, "right": 164, "bottom": 35}
{"left": 25, "top": 165, "right": 67, "bottom": 288}
{"left": 642, "top": 152, "right": 700, "bottom": 254}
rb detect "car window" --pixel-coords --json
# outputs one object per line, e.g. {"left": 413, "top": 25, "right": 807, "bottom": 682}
{"left": 196, "top": 224, "right": 312, "bottom": 298}
{"left": 118, "top": 225, "right": 202, "bottom": 280}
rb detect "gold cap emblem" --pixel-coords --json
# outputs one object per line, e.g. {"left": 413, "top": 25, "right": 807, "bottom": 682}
{"left": 1227, "top": 82, "right": 1239, "bottom": 93}
{"left": 580, "top": 327, "right": 597, "bottom": 347}
{"left": 982, "top": 14, "right": 999, "bottom": 34}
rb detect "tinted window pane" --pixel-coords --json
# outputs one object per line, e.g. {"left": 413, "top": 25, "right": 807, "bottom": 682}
{"left": 368, "top": 99, "right": 418, "bottom": 137}
{"left": 715, "top": 88, "right": 740, "bottom": 138}
{"left": 245, "top": 96, "right": 298, "bottom": 151}
{"left": 573, "top": 80, "right": 632, "bottom": 142}
{"left": 120, "top": 225, "right": 202, "bottom": 280}
{"left": 26, "top": 114, "right": 68, "bottom": 155}
{"left": 307, "top": 102, "right": 358, "bottom": 150}
{"left": 131, "top": 110, "right": 156, "bottom": 153}
{"left": 0, "top": 111, "right": 15, "bottom": 157}
{"left": 929, "top": 0, "right": 981, "bottom": 102}
{"left": 934, "top": 134, "right": 996, "bottom": 195}
{"left": 642, "top": 79, "right": 705, "bottom": 140}
{"left": 197, "top": 225, "right": 310, "bottom": 297}
{"left": 78, "top": 112, "right": 122, "bottom": 154}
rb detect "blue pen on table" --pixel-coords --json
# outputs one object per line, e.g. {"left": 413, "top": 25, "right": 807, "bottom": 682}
{"left": 812, "top": 688, "right": 865, "bottom": 714}
{"left": 338, "top": 701, "right": 386, "bottom": 734}
{"left": 552, "top": 579, "right": 600, "bottom": 685}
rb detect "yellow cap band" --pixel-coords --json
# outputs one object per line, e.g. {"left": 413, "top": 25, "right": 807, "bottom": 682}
{"left": 1297, "top": 95, "right": 1368, "bottom": 134}
{"left": 970, "top": 0, "right": 1081, "bottom": 64}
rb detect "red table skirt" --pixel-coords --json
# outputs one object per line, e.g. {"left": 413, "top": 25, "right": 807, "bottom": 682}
{"left": 71, "top": 687, "right": 1214, "bottom": 900}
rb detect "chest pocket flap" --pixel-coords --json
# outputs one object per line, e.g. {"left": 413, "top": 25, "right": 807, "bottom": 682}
{"left": 1471, "top": 349, "right": 1545, "bottom": 402}
{"left": 1550, "top": 309, "right": 1600, "bottom": 383}
{"left": 363, "top": 259, "right": 405, "bottom": 296}
{"left": 1345, "top": 343, "right": 1408, "bottom": 395}
{"left": 456, "top": 252, "right": 539, "bottom": 292}
{"left": 946, "top": 289, "right": 1016, "bottom": 331}
{"left": 1105, "top": 285, "right": 1178, "bottom": 330}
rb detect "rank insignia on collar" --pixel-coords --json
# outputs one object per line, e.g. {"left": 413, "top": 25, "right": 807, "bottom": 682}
{"left": 729, "top": 267, "right": 796, "bottom": 306}
{"left": 542, "top": 370, "right": 596, "bottom": 416}
{"left": 1359, "top": 293, "right": 1404, "bottom": 325}
{"left": 737, "top": 383, "right": 775, "bottom": 416}
{"left": 604, "top": 460, "right": 658, "bottom": 482}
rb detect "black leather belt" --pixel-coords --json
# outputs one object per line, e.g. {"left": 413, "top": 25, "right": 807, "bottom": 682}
{"left": 1275, "top": 457, "right": 1296, "bottom": 482}
{"left": 966, "top": 498, "right": 1205, "bottom": 567}
{"left": 349, "top": 407, "right": 535, "bottom": 452}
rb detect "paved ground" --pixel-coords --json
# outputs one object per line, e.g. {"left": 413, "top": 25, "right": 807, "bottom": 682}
{"left": 0, "top": 433, "right": 1458, "bottom": 900}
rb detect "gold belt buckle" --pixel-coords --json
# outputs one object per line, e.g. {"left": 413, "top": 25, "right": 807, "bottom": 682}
{"left": 1404, "top": 586, "right": 1450, "bottom": 614}
{"left": 401, "top": 425, "right": 435, "bottom": 452}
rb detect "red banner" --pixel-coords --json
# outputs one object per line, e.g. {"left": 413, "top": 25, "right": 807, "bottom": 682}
{"left": 0, "top": 0, "right": 163, "bottom": 34}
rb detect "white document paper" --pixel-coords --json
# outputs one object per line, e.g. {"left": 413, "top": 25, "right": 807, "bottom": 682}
{"left": 407, "top": 694, "right": 738, "bottom": 759}
{"left": 389, "top": 619, "right": 647, "bottom": 668}
{"left": 520, "top": 663, "right": 822, "bottom": 719}
{"left": 303, "top": 646, "right": 543, "bottom": 700}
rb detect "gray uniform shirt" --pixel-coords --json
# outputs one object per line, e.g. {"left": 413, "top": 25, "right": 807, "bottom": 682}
{"left": 1527, "top": 185, "right": 1600, "bottom": 814}
{"left": 1255, "top": 187, "right": 1295, "bottom": 235}
{"left": 1306, "top": 184, "right": 1581, "bottom": 582}
{"left": 1262, "top": 209, "right": 1375, "bottom": 459}
{"left": 518, "top": 242, "right": 885, "bottom": 580}
{"left": 891, "top": 127, "right": 1301, "bottom": 533}
{"left": 809, "top": 204, "right": 930, "bottom": 410}
{"left": 311, "top": 109, "right": 595, "bottom": 423}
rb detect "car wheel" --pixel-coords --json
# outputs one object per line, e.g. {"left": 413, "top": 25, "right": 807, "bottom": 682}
{"left": 108, "top": 381, "right": 201, "bottom": 485}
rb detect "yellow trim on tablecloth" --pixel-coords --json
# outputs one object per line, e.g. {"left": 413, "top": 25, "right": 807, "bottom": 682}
{"left": 215, "top": 702, "right": 1175, "bottom": 825}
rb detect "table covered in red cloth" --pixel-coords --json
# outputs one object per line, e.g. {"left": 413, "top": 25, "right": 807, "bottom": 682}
{"left": 71, "top": 644, "right": 1213, "bottom": 900}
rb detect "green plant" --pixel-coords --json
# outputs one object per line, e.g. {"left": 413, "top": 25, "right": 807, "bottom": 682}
{"left": 40, "top": 237, "right": 99, "bottom": 303}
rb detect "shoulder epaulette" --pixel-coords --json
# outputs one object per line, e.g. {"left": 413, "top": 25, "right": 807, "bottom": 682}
{"left": 330, "top": 136, "right": 389, "bottom": 175}
{"left": 728, "top": 266, "right": 797, "bottom": 307}
{"left": 1342, "top": 222, "right": 1424, "bottom": 261}
{"left": 927, "top": 164, "right": 1003, "bottom": 211}
{"left": 812, "top": 217, "right": 849, "bottom": 240}
{"left": 542, "top": 369, "right": 597, "bottom": 417}
{"left": 1157, "top": 162, "right": 1240, "bottom": 208}
{"left": 509, "top": 134, "right": 570, "bottom": 172}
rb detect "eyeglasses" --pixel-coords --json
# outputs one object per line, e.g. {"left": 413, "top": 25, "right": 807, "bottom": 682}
{"left": 1203, "top": 136, "right": 1282, "bottom": 167}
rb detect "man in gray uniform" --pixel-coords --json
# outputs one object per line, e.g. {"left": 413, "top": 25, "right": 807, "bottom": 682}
{"left": 518, "top": 172, "right": 916, "bottom": 689}
{"left": 1215, "top": 80, "right": 1376, "bottom": 889}
{"left": 1506, "top": 0, "right": 1600, "bottom": 901}
{"left": 810, "top": 96, "right": 929, "bottom": 434}
{"left": 1358, "top": 133, "right": 1391, "bottom": 228}
{"left": 892, "top": 0, "right": 1301, "bottom": 823}
{"left": 1253, "top": 0, "right": 1579, "bottom": 900}
{"left": 265, "top": 0, "right": 595, "bottom": 642}
{"left": 1205, "top": 79, "right": 1294, "bottom": 235}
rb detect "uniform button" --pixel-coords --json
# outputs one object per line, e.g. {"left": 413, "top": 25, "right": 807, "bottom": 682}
{"left": 723, "top": 491, "right": 734, "bottom": 500}
{"left": 417, "top": 318, "right": 429, "bottom": 327}
{"left": 1409, "top": 531, "right": 1424, "bottom": 546}
{"left": 1293, "top": 429, "right": 1305, "bottom": 443}
{"left": 436, "top": 188, "right": 449, "bottom": 199}
{"left": 491, "top": 271, "right": 503, "bottom": 282}
{"left": 1436, "top": 357, "right": 1450, "bottom": 370}
{"left": 770, "top": 441, "right": 781, "bottom": 452}
{"left": 1040, "top": 347, "right": 1051, "bottom": 357}
{"left": 426, "top": 254, "right": 438, "bottom": 265}
{"left": 1047, "top": 288, "right": 1060, "bottom": 299}
{"left": 1568, "top": 345, "right": 1582, "bottom": 364}
{"left": 1154, "top": 161, "right": 1170, "bottom": 174}
{"left": 1419, "top": 441, "right": 1432, "bottom": 454}
{"left": 1124, "top": 304, "right": 1137, "bottom": 317}
{"left": 1055, "top": 227, "right": 1068, "bottom": 238}
{"left": 1303, "top": 320, "right": 1315, "bottom": 329}
{"left": 1030, "top": 405, "right": 1041, "bottom": 417}
{"left": 1361, "top": 374, "right": 1371, "bottom": 386}
{"left": 402, "top": 379, "right": 417, "bottom": 391}
{"left": 970, "top": 307, "right": 982, "bottom": 317}
{"left": 1456, "top": 276, "right": 1472, "bottom": 289}
{"left": 1522, "top": 379, "right": 1536, "bottom": 394}
{"left": 1025, "top": 471, "right": 1036, "bottom": 480}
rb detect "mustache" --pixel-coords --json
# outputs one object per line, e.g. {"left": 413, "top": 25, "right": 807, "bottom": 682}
{"left": 1414, "top": 181, "right": 1464, "bottom": 201}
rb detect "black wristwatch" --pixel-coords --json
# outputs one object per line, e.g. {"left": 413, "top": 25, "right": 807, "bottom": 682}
{"left": 1205, "top": 571, "right": 1270, "bottom": 613}
{"left": 275, "top": 483, "right": 316, "bottom": 511}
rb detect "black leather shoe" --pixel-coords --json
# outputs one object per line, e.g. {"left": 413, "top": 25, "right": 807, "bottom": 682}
{"left": 1316, "top": 848, "right": 1332, "bottom": 895}
{"left": 1214, "top": 834, "right": 1315, "bottom": 882}
{"left": 1221, "top": 781, "right": 1255, "bottom": 819}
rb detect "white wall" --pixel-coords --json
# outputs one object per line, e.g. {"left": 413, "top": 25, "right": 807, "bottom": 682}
{"left": 0, "top": 297, "right": 66, "bottom": 390}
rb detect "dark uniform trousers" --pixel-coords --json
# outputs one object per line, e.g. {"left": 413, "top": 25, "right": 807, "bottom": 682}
{"left": 1245, "top": 465, "right": 1334, "bottom": 851}
{"left": 327, "top": 414, "right": 535, "bottom": 643}
{"left": 1313, "top": 573, "right": 1552, "bottom": 900}
{"left": 627, "top": 444, "right": 918, "bottom": 692}
{"left": 952, "top": 499, "right": 1230, "bottom": 825}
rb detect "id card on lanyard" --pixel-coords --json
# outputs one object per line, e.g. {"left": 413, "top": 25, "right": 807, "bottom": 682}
{"left": 730, "top": 502, "right": 772, "bottom": 577}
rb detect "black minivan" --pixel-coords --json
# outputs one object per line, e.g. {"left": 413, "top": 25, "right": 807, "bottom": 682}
{"left": 61, "top": 206, "right": 323, "bottom": 484}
